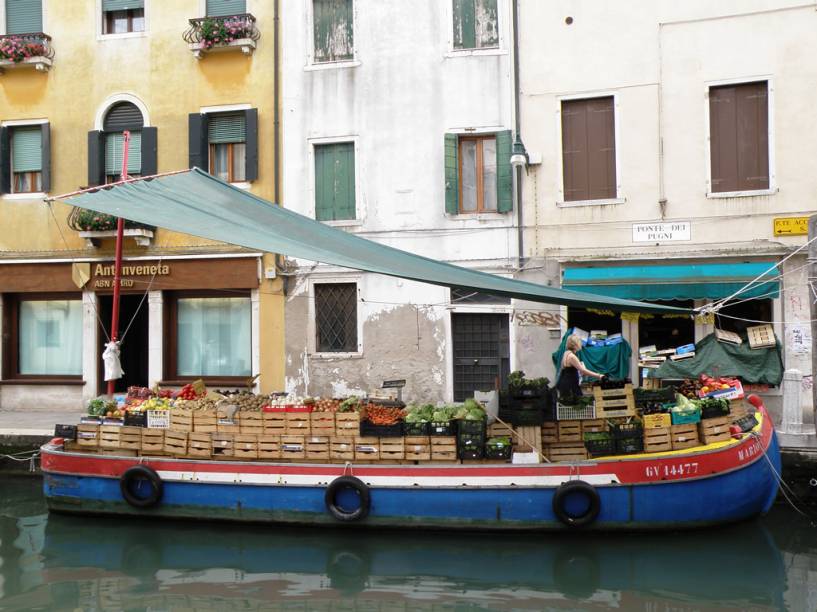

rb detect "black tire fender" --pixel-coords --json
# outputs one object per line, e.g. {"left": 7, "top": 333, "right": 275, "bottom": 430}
{"left": 325, "top": 475, "right": 371, "bottom": 522}
{"left": 552, "top": 480, "right": 601, "bottom": 528}
{"left": 120, "top": 465, "right": 163, "bottom": 509}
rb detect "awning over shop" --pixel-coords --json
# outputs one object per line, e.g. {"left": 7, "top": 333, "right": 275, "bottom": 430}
{"left": 562, "top": 262, "right": 779, "bottom": 301}
{"left": 51, "top": 169, "right": 689, "bottom": 314}
{"left": 649, "top": 332, "right": 783, "bottom": 385}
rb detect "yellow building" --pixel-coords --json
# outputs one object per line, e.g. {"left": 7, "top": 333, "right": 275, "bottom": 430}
{"left": 0, "top": 0, "right": 283, "bottom": 409}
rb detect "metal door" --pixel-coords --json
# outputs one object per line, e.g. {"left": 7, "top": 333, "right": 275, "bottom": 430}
{"left": 452, "top": 313, "right": 510, "bottom": 401}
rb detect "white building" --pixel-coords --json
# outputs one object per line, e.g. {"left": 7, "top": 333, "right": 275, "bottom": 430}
{"left": 517, "top": 0, "right": 817, "bottom": 420}
{"left": 282, "top": 0, "right": 529, "bottom": 401}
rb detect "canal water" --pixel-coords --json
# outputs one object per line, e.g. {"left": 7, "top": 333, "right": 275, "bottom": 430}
{"left": 1, "top": 475, "right": 815, "bottom": 612}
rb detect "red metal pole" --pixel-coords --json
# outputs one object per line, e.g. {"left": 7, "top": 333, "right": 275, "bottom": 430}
{"left": 107, "top": 130, "right": 130, "bottom": 396}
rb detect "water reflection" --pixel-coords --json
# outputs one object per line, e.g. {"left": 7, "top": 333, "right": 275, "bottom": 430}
{"left": 0, "top": 476, "right": 813, "bottom": 611}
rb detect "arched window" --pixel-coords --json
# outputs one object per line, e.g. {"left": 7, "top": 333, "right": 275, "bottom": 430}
{"left": 88, "top": 99, "right": 156, "bottom": 187}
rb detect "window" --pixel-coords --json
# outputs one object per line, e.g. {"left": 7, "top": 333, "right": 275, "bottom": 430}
{"left": 452, "top": 0, "right": 498, "bottom": 50}
{"left": 451, "top": 287, "right": 510, "bottom": 305}
{"left": 444, "top": 131, "right": 512, "bottom": 214}
{"left": 168, "top": 294, "right": 252, "bottom": 379}
{"left": 10, "top": 126, "right": 42, "bottom": 193}
{"left": 314, "top": 142, "right": 355, "bottom": 221}
{"left": 315, "top": 283, "right": 357, "bottom": 352}
{"left": 89, "top": 100, "right": 155, "bottom": 187}
{"left": 102, "top": 0, "right": 144, "bottom": 34}
{"left": 716, "top": 299, "right": 772, "bottom": 336}
{"left": 709, "top": 81, "right": 769, "bottom": 194}
{"left": 561, "top": 96, "right": 617, "bottom": 202}
{"left": 206, "top": 0, "right": 245, "bottom": 16}
{"left": 313, "top": 0, "right": 353, "bottom": 63}
{"left": 2, "top": 295, "right": 82, "bottom": 378}
{"left": 208, "top": 114, "right": 246, "bottom": 183}
{"left": 105, "top": 131, "right": 141, "bottom": 183}
{"left": 5, "top": 0, "right": 42, "bottom": 34}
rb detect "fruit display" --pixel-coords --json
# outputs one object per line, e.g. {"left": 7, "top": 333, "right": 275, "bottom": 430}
{"left": 87, "top": 396, "right": 119, "bottom": 417}
{"left": 362, "top": 404, "right": 404, "bottom": 426}
{"left": 221, "top": 391, "right": 268, "bottom": 411}
{"left": 312, "top": 397, "right": 342, "bottom": 412}
{"left": 677, "top": 378, "right": 703, "bottom": 399}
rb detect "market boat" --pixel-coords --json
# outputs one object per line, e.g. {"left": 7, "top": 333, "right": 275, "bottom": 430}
{"left": 40, "top": 395, "right": 780, "bottom": 531}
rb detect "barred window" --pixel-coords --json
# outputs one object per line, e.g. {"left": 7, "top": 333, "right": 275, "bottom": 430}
{"left": 315, "top": 283, "right": 357, "bottom": 352}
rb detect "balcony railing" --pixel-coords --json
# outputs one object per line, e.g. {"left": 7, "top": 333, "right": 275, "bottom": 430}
{"left": 183, "top": 13, "right": 260, "bottom": 59}
{"left": 0, "top": 33, "right": 54, "bottom": 73}
{"left": 68, "top": 207, "right": 155, "bottom": 248}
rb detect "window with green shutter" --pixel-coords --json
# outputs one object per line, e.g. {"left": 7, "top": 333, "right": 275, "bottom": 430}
{"left": 11, "top": 127, "right": 42, "bottom": 194}
{"left": 206, "top": 0, "right": 246, "bottom": 17}
{"left": 102, "top": 0, "right": 144, "bottom": 35}
{"left": 315, "top": 142, "right": 355, "bottom": 221}
{"left": 313, "top": 0, "right": 354, "bottom": 63}
{"left": 453, "top": 0, "right": 498, "bottom": 50}
{"left": 5, "top": 0, "right": 42, "bottom": 35}
{"left": 105, "top": 131, "right": 141, "bottom": 181}
{"left": 444, "top": 131, "right": 512, "bottom": 214}
{"left": 208, "top": 113, "right": 246, "bottom": 183}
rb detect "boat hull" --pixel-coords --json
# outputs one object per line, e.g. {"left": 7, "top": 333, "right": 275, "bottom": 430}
{"left": 42, "top": 405, "right": 781, "bottom": 531}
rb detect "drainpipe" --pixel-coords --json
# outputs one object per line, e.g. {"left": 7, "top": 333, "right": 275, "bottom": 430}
{"left": 511, "top": 0, "right": 527, "bottom": 271}
{"left": 273, "top": 0, "right": 289, "bottom": 295}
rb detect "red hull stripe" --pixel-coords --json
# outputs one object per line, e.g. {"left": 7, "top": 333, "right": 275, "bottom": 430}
{"left": 41, "top": 409, "right": 773, "bottom": 487}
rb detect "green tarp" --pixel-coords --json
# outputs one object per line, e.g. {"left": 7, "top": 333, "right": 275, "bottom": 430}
{"left": 56, "top": 169, "right": 689, "bottom": 314}
{"left": 649, "top": 333, "right": 783, "bottom": 385}
{"left": 552, "top": 330, "right": 632, "bottom": 381}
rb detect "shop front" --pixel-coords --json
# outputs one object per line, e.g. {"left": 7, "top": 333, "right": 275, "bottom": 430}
{"left": 0, "top": 254, "right": 262, "bottom": 410}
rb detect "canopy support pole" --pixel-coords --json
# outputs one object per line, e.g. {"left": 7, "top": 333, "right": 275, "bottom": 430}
{"left": 107, "top": 130, "right": 130, "bottom": 397}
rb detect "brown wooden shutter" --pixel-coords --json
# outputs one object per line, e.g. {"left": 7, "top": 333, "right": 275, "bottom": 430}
{"left": 709, "top": 81, "right": 769, "bottom": 193}
{"left": 561, "top": 97, "right": 616, "bottom": 202}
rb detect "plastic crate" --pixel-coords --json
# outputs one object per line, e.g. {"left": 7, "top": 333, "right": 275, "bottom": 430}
{"left": 735, "top": 414, "right": 759, "bottom": 432}
{"left": 671, "top": 410, "right": 701, "bottom": 426}
{"left": 359, "top": 421, "right": 403, "bottom": 437}
{"left": 123, "top": 412, "right": 147, "bottom": 427}
{"left": 429, "top": 421, "right": 456, "bottom": 436}
{"left": 510, "top": 387, "right": 545, "bottom": 400}
{"left": 457, "top": 436, "right": 485, "bottom": 460}
{"left": 54, "top": 424, "right": 77, "bottom": 440}
{"left": 613, "top": 423, "right": 644, "bottom": 439}
{"left": 457, "top": 419, "right": 487, "bottom": 437}
{"left": 485, "top": 438, "right": 513, "bottom": 460}
{"left": 402, "top": 421, "right": 430, "bottom": 436}
{"left": 583, "top": 432, "right": 615, "bottom": 457}
{"left": 556, "top": 402, "right": 596, "bottom": 421}
{"left": 616, "top": 436, "right": 644, "bottom": 454}
{"left": 499, "top": 407, "right": 545, "bottom": 426}
{"left": 700, "top": 399, "right": 730, "bottom": 420}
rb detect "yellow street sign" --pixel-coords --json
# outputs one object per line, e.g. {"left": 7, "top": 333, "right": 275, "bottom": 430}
{"left": 773, "top": 216, "right": 809, "bottom": 236}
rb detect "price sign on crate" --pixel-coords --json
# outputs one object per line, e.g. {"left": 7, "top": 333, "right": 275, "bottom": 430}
{"left": 147, "top": 409, "right": 170, "bottom": 429}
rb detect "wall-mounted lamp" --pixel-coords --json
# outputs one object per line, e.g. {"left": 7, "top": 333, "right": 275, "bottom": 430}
{"left": 510, "top": 136, "right": 528, "bottom": 169}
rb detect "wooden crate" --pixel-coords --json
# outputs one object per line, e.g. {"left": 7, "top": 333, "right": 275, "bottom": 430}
{"left": 747, "top": 323, "right": 775, "bottom": 349}
{"left": 355, "top": 436, "right": 380, "bottom": 461}
{"left": 163, "top": 430, "right": 188, "bottom": 456}
{"left": 335, "top": 412, "right": 361, "bottom": 436}
{"left": 404, "top": 436, "right": 430, "bottom": 461}
{"left": 380, "top": 437, "right": 405, "bottom": 462}
{"left": 99, "top": 425, "right": 123, "bottom": 449}
{"left": 100, "top": 448, "right": 138, "bottom": 457}
{"left": 699, "top": 416, "right": 732, "bottom": 444}
{"left": 310, "top": 412, "right": 336, "bottom": 436}
{"left": 238, "top": 411, "right": 264, "bottom": 435}
{"left": 581, "top": 419, "right": 607, "bottom": 434}
{"left": 217, "top": 407, "right": 241, "bottom": 433}
{"left": 306, "top": 435, "right": 330, "bottom": 460}
{"left": 118, "top": 426, "right": 142, "bottom": 451}
{"left": 541, "top": 422, "right": 558, "bottom": 445}
{"left": 514, "top": 425, "right": 542, "bottom": 453}
{"left": 642, "top": 378, "right": 662, "bottom": 390}
{"left": 593, "top": 384, "right": 636, "bottom": 418}
{"left": 262, "top": 412, "right": 287, "bottom": 435}
{"left": 643, "top": 427, "right": 672, "bottom": 453}
{"left": 488, "top": 422, "right": 515, "bottom": 438}
{"left": 140, "top": 429, "right": 165, "bottom": 455}
{"left": 430, "top": 436, "right": 457, "bottom": 462}
{"left": 170, "top": 408, "right": 194, "bottom": 432}
{"left": 212, "top": 433, "right": 234, "bottom": 458}
{"left": 729, "top": 399, "right": 749, "bottom": 420}
{"left": 233, "top": 434, "right": 259, "bottom": 460}
{"left": 643, "top": 413, "right": 672, "bottom": 429}
{"left": 330, "top": 436, "right": 355, "bottom": 461}
{"left": 281, "top": 435, "right": 305, "bottom": 460}
{"left": 557, "top": 421, "right": 582, "bottom": 443}
{"left": 193, "top": 408, "right": 218, "bottom": 433}
{"left": 187, "top": 432, "right": 213, "bottom": 458}
{"left": 547, "top": 443, "right": 588, "bottom": 462}
{"left": 77, "top": 424, "right": 100, "bottom": 448}
{"left": 286, "top": 413, "right": 311, "bottom": 435}
{"left": 258, "top": 435, "right": 281, "bottom": 460}
{"left": 670, "top": 424, "right": 699, "bottom": 450}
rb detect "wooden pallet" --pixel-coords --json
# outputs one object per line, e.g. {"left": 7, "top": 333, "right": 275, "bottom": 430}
{"left": 670, "top": 424, "right": 699, "bottom": 450}
{"left": 557, "top": 421, "right": 582, "bottom": 443}
{"left": 513, "top": 425, "right": 542, "bottom": 453}
{"left": 541, "top": 422, "right": 558, "bottom": 445}
{"left": 643, "top": 427, "right": 672, "bottom": 453}
{"left": 699, "top": 416, "right": 732, "bottom": 444}
{"left": 592, "top": 384, "right": 636, "bottom": 418}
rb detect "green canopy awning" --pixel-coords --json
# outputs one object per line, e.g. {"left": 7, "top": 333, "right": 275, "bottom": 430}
{"left": 55, "top": 169, "right": 690, "bottom": 314}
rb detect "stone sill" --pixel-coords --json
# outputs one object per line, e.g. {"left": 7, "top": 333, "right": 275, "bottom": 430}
{"left": 0, "top": 56, "right": 52, "bottom": 74}
{"left": 78, "top": 228, "right": 154, "bottom": 248}
{"left": 189, "top": 38, "right": 256, "bottom": 60}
